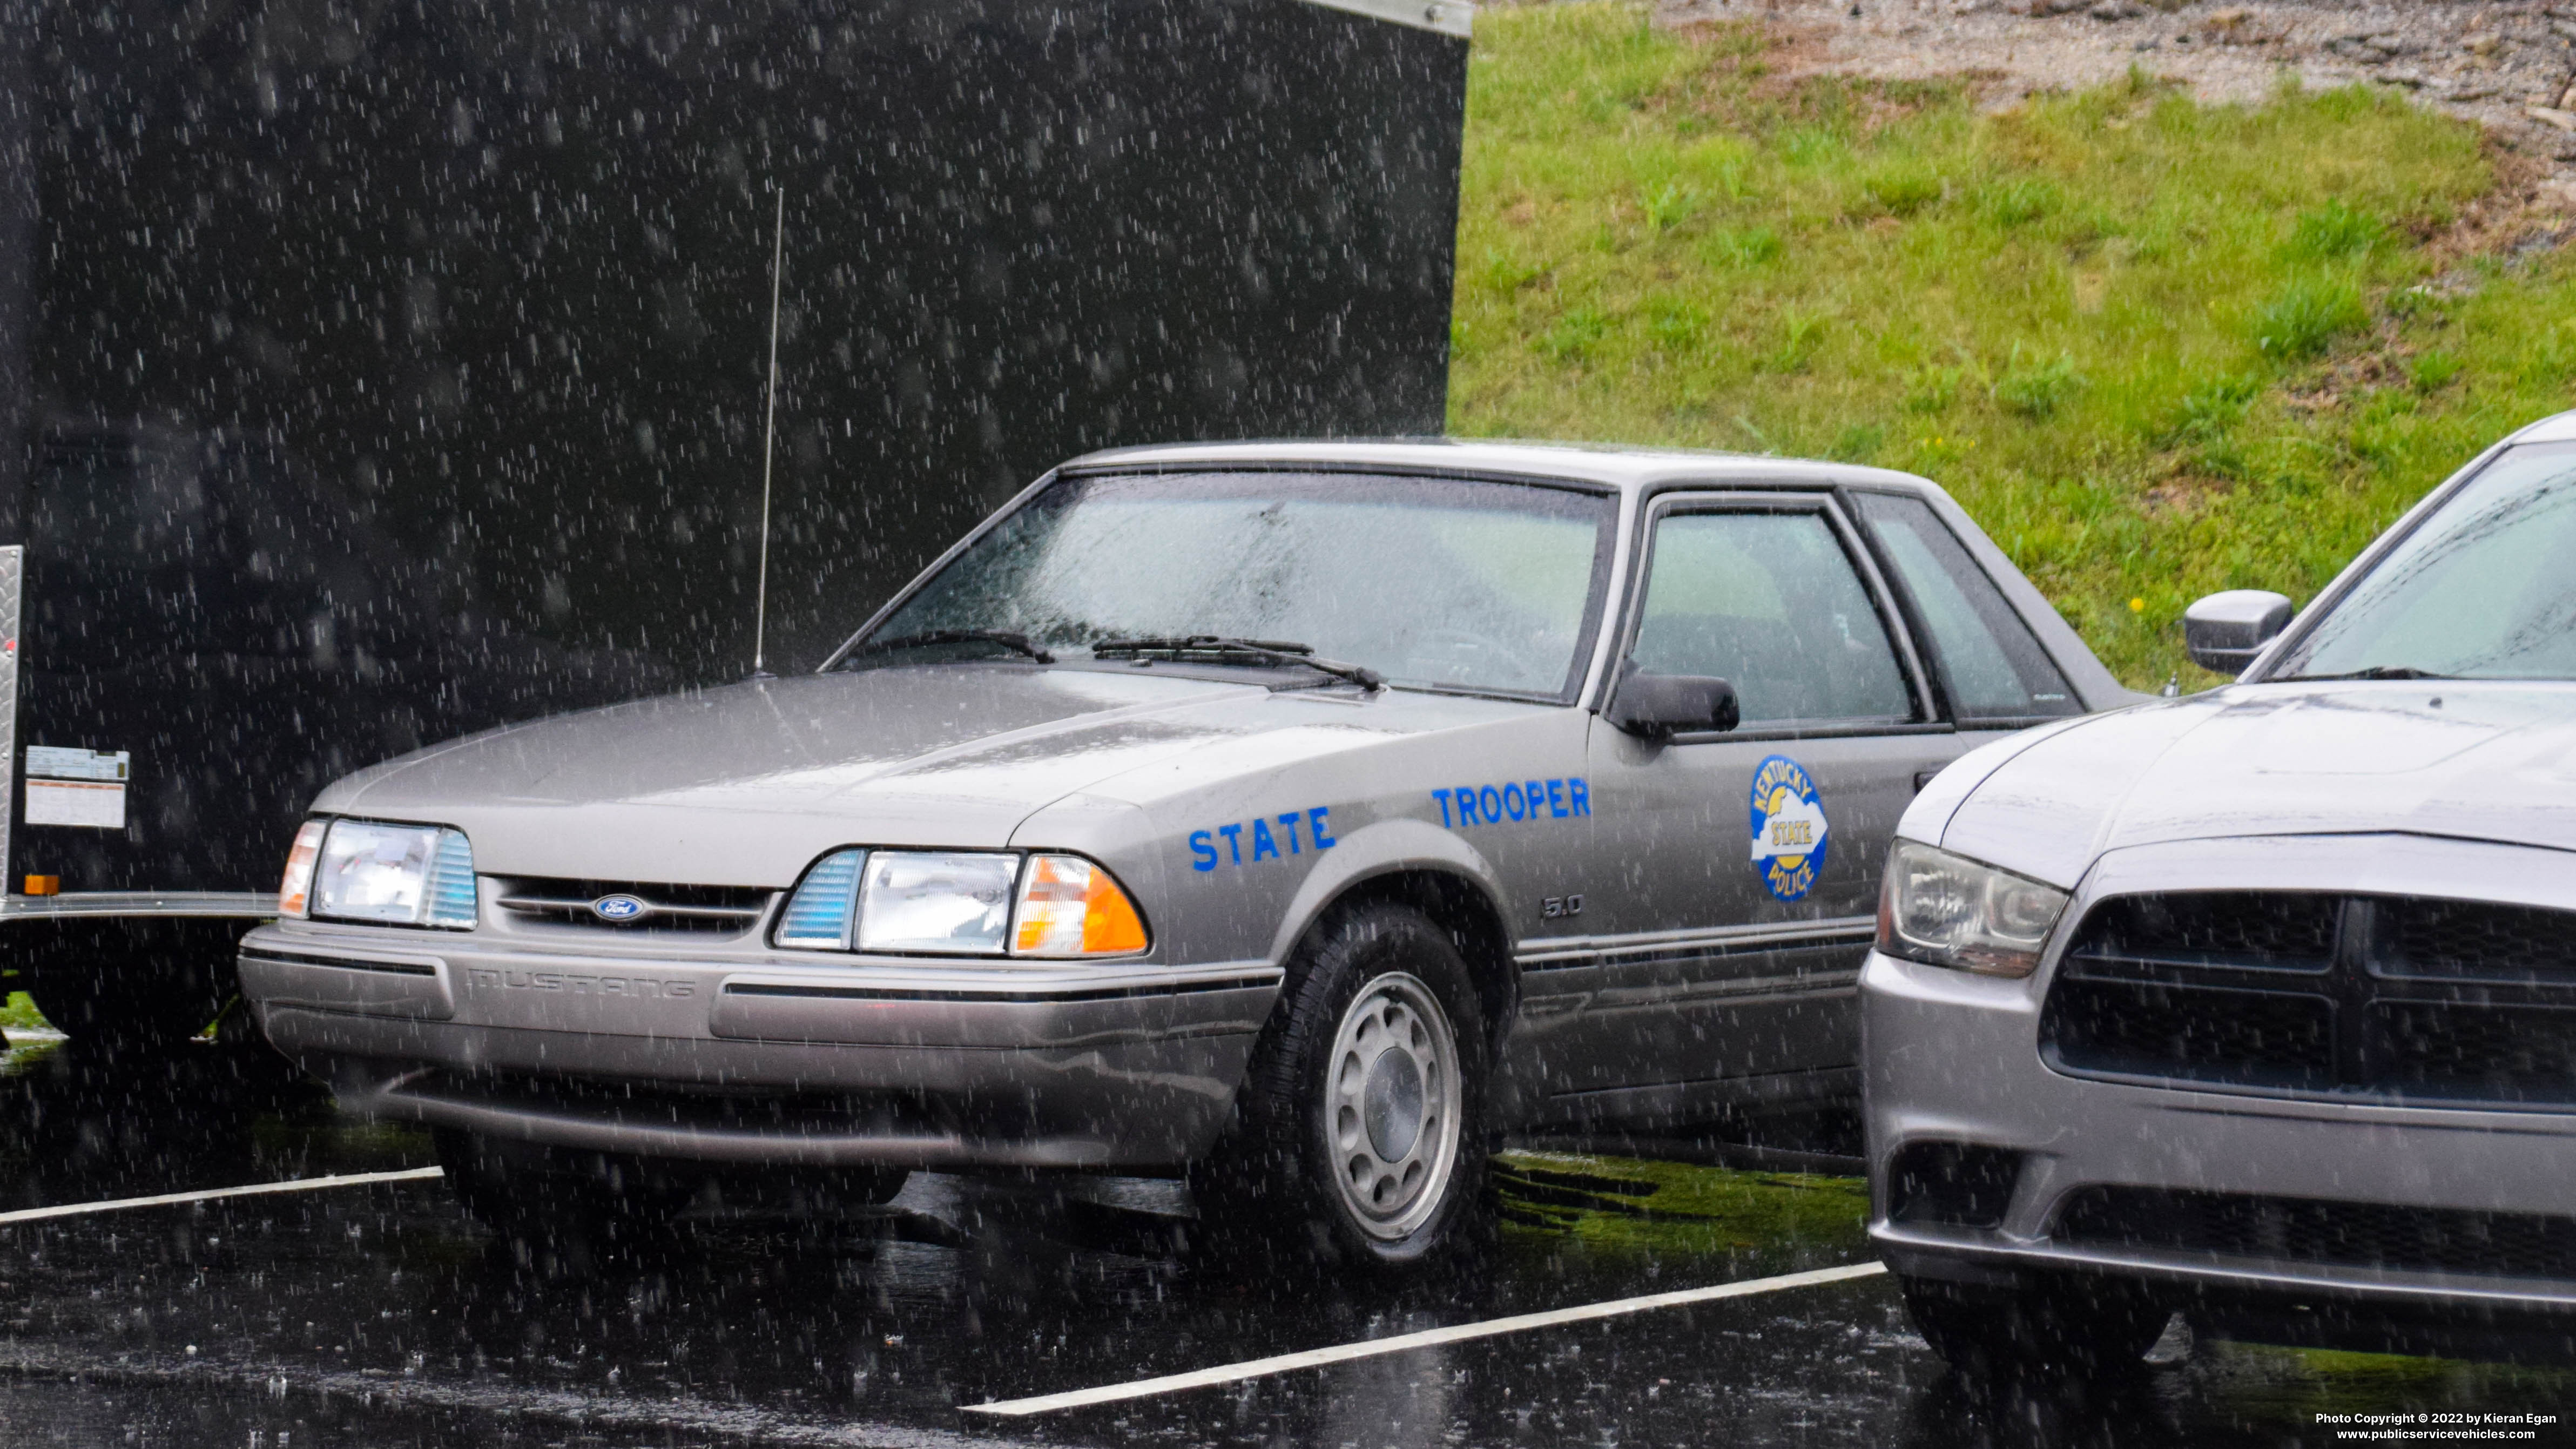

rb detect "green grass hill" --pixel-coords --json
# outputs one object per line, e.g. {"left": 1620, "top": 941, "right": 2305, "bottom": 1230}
{"left": 1449, "top": 4, "right": 2575, "bottom": 689}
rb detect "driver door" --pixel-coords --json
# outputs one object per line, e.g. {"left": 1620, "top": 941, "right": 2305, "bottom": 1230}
{"left": 1524, "top": 491, "right": 1967, "bottom": 1129}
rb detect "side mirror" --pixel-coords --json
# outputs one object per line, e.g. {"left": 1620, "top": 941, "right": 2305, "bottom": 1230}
{"left": 1606, "top": 671, "right": 1740, "bottom": 740}
{"left": 2183, "top": 590, "right": 2295, "bottom": 677}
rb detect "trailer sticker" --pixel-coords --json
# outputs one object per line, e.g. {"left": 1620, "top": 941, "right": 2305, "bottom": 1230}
{"left": 25, "top": 746, "right": 131, "bottom": 830}
{"left": 26, "top": 780, "right": 125, "bottom": 829}
{"left": 1748, "top": 756, "right": 1829, "bottom": 902}
{"left": 26, "top": 746, "right": 129, "bottom": 782}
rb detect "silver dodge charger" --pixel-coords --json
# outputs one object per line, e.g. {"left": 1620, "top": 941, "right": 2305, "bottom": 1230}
{"left": 238, "top": 440, "right": 2126, "bottom": 1267}
{"left": 1869, "top": 411, "right": 2576, "bottom": 1369}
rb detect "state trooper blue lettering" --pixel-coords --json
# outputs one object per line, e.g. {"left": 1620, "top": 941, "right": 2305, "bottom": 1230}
{"left": 1434, "top": 778, "right": 1589, "bottom": 828}
{"left": 1189, "top": 807, "right": 1337, "bottom": 872}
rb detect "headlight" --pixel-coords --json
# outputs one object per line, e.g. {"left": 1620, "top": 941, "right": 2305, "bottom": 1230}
{"left": 308, "top": 819, "right": 480, "bottom": 929}
{"left": 773, "top": 848, "right": 1150, "bottom": 958}
{"left": 856, "top": 851, "right": 1019, "bottom": 954}
{"left": 1878, "top": 840, "right": 2067, "bottom": 978}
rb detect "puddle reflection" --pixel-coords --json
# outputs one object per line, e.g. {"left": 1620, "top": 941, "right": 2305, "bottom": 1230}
{"left": 0, "top": 1038, "right": 2568, "bottom": 1448}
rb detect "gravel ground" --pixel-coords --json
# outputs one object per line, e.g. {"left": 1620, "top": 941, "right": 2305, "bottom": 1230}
{"left": 1628, "top": 0, "right": 2576, "bottom": 201}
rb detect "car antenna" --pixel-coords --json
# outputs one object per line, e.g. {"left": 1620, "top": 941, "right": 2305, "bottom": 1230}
{"left": 750, "top": 185, "right": 786, "bottom": 680}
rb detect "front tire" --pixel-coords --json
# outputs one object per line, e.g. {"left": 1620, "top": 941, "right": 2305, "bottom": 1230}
{"left": 1199, "top": 900, "right": 1490, "bottom": 1272}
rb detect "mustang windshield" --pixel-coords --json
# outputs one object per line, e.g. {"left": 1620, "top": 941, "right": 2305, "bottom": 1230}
{"left": 855, "top": 471, "right": 1617, "bottom": 698}
{"left": 2277, "top": 442, "right": 2576, "bottom": 682}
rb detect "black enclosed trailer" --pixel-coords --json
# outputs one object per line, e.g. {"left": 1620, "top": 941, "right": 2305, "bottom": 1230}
{"left": 0, "top": 0, "right": 1470, "bottom": 1044}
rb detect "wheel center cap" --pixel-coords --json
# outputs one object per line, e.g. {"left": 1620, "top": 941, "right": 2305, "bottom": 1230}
{"left": 1362, "top": 1047, "right": 1425, "bottom": 1162}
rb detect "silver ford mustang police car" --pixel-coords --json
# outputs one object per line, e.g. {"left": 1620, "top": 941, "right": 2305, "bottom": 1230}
{"left": 238, "top": 440, "right": 2126, "bottom": 1268}
{"left": 1869, "top": 412, "right": 2576, "bottom": 1369}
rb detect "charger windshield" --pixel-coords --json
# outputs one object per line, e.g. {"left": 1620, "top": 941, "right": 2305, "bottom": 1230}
{"left": 2276, "top": 442, "right": 2576, "bottom": 682}
{"left": 855, "top": 471, "right": 1617, "bottom": 698}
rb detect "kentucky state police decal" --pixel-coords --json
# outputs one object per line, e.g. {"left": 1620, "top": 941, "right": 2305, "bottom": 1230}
{"left": 1748, "top": 755, "right": 1830, "bottom": 902}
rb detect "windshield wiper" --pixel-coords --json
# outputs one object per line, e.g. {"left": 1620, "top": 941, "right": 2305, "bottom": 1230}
{"left": 2283, "top": 665, "right": 2458, "bottom": 682}
{"left": 845, "top": 629, "right": 1055, "bottom": 665}
{"left": 1089, "top": 635, "right": 1384, "bottom": 691}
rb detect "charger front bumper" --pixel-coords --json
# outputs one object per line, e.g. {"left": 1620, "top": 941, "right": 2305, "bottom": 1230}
{"left": 1862, "top": 833, "right": 2576, "bottom": 1324}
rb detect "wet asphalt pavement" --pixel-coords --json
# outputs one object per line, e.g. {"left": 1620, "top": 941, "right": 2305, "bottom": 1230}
{"left": 2, "top": 1032, "right": 2570, "bottom": 1449}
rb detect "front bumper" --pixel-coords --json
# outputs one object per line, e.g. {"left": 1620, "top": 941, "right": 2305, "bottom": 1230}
{"left": 1863, "top": 833, "right": 2576, "bottom": 1326}
{"left": 0, "top": 889, "right": 275, "bottom": 921}
{"left": 240, "top": 920, "right": 1279, "bottom": 1171}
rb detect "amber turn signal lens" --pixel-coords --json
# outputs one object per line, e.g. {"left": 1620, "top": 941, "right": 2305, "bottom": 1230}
{"left": 1011, "top": 853, "right": 1149, "bottom": 957}
{"left": 278, "top": 819, "right": 329, "bottom": 919}
{"left": 22, "top": 875, "right": 58, "bottom": 897}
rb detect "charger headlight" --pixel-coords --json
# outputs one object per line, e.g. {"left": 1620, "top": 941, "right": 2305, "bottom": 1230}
{"left": 301, "top": 818, "right": 479, "bottom": 929}
{"left": 1878, "top": 840, "right": 2067, "bottom": 979}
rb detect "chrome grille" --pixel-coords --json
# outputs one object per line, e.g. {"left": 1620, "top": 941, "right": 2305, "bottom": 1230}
{"left": 2041, "top": 892, "right": 2576, "bottom": 1108}
{"left": 491, "top": 877, "right": 775, "bottom": 934}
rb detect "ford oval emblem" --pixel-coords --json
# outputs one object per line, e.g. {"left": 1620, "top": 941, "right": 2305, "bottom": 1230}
{"left": 591, "top": 894, "right": 649, "bottom": 923}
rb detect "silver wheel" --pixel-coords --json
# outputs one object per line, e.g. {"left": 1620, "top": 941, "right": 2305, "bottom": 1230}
{"left": 1324, "top": 971, "right": 1463, "bottom": 1242}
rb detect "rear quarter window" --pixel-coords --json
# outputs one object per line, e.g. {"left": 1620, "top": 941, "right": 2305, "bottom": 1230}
{"left": 1850, "top": 491, "right": 2082, "bottom": 723}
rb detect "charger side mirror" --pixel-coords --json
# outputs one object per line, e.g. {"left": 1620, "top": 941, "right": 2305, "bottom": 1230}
{"left": 2183, "top": 590, "right": 2295, "bottom": 677}
{"left": 1607, "top": 671, "right": 1740, "bottom": 740}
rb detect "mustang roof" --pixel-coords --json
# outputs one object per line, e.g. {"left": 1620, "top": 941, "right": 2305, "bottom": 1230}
{"left": 1056, "top": 436, "right": 2137, "bottom": 712}
{"left": 1061, "top": 438, "right": 1946, "bottom": 497}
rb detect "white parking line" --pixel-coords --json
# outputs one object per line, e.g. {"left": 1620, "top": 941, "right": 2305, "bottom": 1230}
{"left": 965, "top": 1259, "right": 1889, "bottom": 1417}
{"left": 0, "top": 1166, "right": 446, "bottom": 1226}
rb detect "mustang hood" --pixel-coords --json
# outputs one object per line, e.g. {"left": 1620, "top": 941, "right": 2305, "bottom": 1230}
{"left": 1939, "top": 683, "right": 2576, "bottom": 887}
{"left": 314, "top": 666, "right": 1314, "bottom": 884}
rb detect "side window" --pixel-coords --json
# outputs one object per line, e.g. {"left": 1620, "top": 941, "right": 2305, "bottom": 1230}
{"left": 1629, "top": 509, "right": 1912, "bottom": 726}
{"left": 1848, "top": 493, "right": 2082, "bottom": 722}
